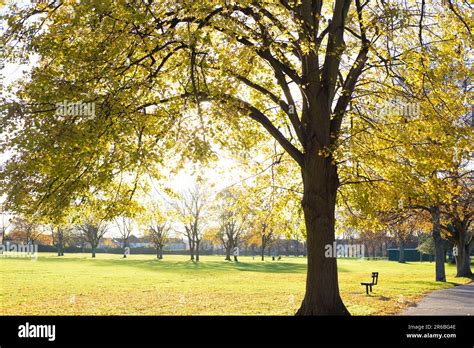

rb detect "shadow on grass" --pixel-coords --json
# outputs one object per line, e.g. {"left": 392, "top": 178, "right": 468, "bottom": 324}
{"left": 36, "top": 256, "right": 308, "bottom": 274}
{"left": 392, "top": 279, "right": 462, "bottom": 287}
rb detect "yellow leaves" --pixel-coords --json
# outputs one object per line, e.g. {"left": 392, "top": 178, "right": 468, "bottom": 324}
{"left": 317, "top": 147, "right": 331, "bottom": 158}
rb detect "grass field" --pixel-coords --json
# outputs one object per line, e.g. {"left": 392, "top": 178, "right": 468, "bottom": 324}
{"left": 0, "top": 253, "right": 471, "bottom": 315}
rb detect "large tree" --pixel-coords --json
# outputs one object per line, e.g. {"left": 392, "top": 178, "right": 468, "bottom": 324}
{"left": 1, "top": 1, "right": 469, "bottom": 315}
{"left": 338, "top": 3, "right": 472, "bottom": 282}
{"left": 441, "top": 173, "right": 473, "bottom": 277}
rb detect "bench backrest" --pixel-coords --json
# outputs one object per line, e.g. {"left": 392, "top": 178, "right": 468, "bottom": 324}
{"left": 372, "top": 272, "right": 379, "bottom": 285}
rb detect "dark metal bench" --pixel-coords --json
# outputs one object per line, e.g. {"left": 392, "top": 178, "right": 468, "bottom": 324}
{"left": 361, "top": 272, "right": 379, "bottom": 295}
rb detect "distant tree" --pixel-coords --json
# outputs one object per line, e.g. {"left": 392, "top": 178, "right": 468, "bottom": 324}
{"left": 0, "top": 205, "right": 10, "bottom": 249}
{"left": 383, "top": 213, "right": 421, "bottom": 263}
{"left": 9, "top": 216, "right": 42, "bottom": 244}
{"left": 245, "top": 186, "right": 286, "bottom": 261}
{"left": 253, "top": 219, "right": 274, "bottom": 262}
{"left": 77, "top": 219, "right": 108, "bottom": 258}
{"left": 216, "top": 188, "right": 248, "bottom": 262}
{"left": 146, "top": 222, "right": 170, "bottom": 260}
{"left": 174, "top": 184, "right": 209, "bottom": 262}
{"left": 417, "top": 235, "right": 435, "bottom": 262}
{"left": 49, "top": 224, "right": 73, "bottom": 256}
{"left": 115, "top": 217, "right": 135, "bottom": 258}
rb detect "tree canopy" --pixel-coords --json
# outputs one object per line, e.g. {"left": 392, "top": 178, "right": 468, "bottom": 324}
{"left": 0, "top": 0, "right": 472, "bottom": 315}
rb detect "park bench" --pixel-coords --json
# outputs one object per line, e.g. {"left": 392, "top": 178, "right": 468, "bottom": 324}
{"left": 361, "top": 272, "right": 379, "bottom": 295}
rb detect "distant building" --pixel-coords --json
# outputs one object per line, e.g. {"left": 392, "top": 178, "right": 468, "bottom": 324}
{"left": 164, "top": 238, "right": 187, "bottom": 250}
{"left": 98, "top": 237, "right": 116, "bottom": 249}
{"left": 129, "top": 235, "right": 152, "bottom": 248}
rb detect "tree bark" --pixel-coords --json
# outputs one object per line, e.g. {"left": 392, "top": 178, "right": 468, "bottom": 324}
{"left": 296, "top": 154, "right": 349, "bottom": 316}
{"left": 91, "top": 248, "right": 96, "bottom": 258}
{"left": 399, "top": 241, "right": 405, "bottom": 263}
{"left": 195, "top": 241, "right": 200, "bottom": 262}
{"left": 225, "top": 245, "right": 231, "bottom": 261}
{"left": 122, "top": 241, "right": 127, "bottom": 258}
{"left": 454, "top": 225, "right": 472, "bottom": 277}
{"left": 431, "top": 206, "right": 446, "bottom": 282}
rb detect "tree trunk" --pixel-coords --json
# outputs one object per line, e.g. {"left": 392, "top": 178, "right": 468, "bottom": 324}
{"left": 57, "top": 231, "right": 64, "bottom": 256}
{"left": 431, "top": 206, "right": 446, "bottom": 282}
{"left": 225, "top": 245, "right": 231, "bottom": 261}
{"left": 190, "top": 246, "right": 194, "bottom": 261}
{"left": 92, "top": 248, "right": 96, "bottom": 258}
{"left": 454, "top": 227, "right": 472, "bottom": 277}
{"left": 261, "top": 240, "right": 265, "bottom": 261}
{"left": 296, "top": 154, "right": 349, "bottom": 316}
{"left": 399, "top": 241, "right": 405, "bottom": 263}
{"left": 195, "top": 241, "right": 200, "bottom": 262}
{"left": 122, "top": 241, "right": 127, "bottom": 258}
{"left": 159, "top": 246, "right": 163, "bottom": 260}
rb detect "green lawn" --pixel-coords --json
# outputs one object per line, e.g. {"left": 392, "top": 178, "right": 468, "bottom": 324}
{"left": 0, "top": 253, "right": 471, "bottom": 315}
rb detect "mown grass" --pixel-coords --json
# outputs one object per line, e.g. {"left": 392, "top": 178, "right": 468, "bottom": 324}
{"left": 0, "top": 253, "right": 471, "bottom": 315}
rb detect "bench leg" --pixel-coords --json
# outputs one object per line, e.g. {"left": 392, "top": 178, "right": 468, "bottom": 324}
{"left": 365, "top": 285, "right": 369, "bottom": 295}
{"left": 369, "top": 285, "right": 373, "bottom": 293}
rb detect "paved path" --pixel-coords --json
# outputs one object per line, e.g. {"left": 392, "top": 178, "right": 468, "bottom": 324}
{"left": 403, "top": 282, "right": 474, "bottom": 315}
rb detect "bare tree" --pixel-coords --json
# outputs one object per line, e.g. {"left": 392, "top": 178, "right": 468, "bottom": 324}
{"left": 115, "top": 217, "right": 135, "bottom": 258}
{"left": 147, "top": 222, "right": 170, "bottom": 260}
{"left": 382, "top": 212, "right": 418, "bottom": 263}
{"left": 9, "top": 216, "right": 42, "bottom": 244}
{"left": 77, "top": 219, "right": 108, "bottom": 258}
{"left": 259, "top": 222, "right": 274, "bottom": 261}
{"left": 49, "top": 224, "right": 72, "bottom": 256}
{"left": 218, "top": 212, "right": 245, "bottom": 262}
{"left": 216, "top": 189, "right": 247, "bottom": 262}
{"left": 174, "top": 184, "right": 209, "bottom": 262}
{"left": 0, "top": 205, "right": 10, "bottom": 250}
